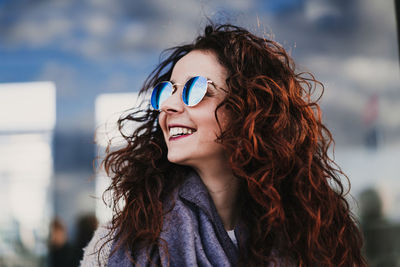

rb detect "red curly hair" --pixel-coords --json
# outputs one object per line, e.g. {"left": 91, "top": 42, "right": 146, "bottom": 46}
{"left": 102, "top": 24, "right": 367, "bottom": 266}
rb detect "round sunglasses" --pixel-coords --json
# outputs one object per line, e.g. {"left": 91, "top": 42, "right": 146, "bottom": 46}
{"left": 150, "top": 76, "right": 224, "bottom": 110}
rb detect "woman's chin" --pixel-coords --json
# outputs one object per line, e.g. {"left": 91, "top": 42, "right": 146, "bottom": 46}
{"left": 167, "top": 153, "right": 187, "bottom": 165}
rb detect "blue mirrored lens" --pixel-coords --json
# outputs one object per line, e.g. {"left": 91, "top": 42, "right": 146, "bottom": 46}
{"left": 182, "top": 76, "right": 207, "bottom": 106}
{"left": 151, "top": 82, "right": 173, "bottom": 110}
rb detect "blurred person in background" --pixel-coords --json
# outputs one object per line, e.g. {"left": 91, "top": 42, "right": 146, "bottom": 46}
{"left": 48, "top": 217, "right": 74, "bottom": 267}
{"left": 359, "top": 188, "right": 400, "bottom": 266}
{"left": 71, "top": 213, "right": 98, "bottom": 266}
{"left": 81, "top": 23, "right": 367, "bottom": 266}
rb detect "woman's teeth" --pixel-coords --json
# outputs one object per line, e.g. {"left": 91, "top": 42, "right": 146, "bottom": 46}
{"left": 169, "top": 127, "right": 194, "bottom": 137}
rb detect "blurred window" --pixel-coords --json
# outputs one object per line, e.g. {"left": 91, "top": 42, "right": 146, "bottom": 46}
{"left": 0, "top": 82, "right": 55, "bottom": 266}
{"left": 94, "top": 92, "right": 140, "bottom": 224}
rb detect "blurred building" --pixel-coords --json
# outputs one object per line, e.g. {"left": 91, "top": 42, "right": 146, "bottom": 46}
{"left": 0, "top": 82, "right": 55, "bottom": 266}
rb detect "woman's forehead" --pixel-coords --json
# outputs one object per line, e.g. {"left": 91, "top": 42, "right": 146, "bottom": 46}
{"left": 170, "top": 50, "right": 227, "bottom": 85}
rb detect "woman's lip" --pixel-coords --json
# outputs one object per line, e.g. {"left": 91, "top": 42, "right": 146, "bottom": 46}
{"left": 169, "top": 132, "right": 194, "bottom": 141}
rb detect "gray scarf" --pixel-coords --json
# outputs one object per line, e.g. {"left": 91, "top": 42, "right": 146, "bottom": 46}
{"left": 107, "top": 171, "right": 247, "bottom": 266}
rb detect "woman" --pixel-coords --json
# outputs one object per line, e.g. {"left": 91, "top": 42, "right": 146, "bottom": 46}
{"left": 81, "top": 24, "right": 367, "bottom": 266}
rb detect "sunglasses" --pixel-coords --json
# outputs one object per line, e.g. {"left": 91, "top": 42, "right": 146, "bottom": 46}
{"left": 151, "top": 76, "right": 222, "bottom": 110}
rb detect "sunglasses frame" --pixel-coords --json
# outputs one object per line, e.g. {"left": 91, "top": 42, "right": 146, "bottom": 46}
{"left": 151, "top": 75, "right": 226, "bottom": 110}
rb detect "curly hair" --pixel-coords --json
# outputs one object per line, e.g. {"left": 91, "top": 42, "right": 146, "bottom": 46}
{"left": 101, "top": 23, "right": 367, "bottom": 266}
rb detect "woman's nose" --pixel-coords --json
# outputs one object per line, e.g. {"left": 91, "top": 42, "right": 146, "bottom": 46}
{"left": 159, "top": 90, "right": 184, "bottom": 113}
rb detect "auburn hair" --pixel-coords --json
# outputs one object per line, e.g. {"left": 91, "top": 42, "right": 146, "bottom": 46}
{"left": 101, "top": 24, "right": 367, "bottom": 266}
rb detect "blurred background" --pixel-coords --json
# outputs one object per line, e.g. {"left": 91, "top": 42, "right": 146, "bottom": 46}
{"left": 0, "top": 0, "right": 399, "bottom": 266}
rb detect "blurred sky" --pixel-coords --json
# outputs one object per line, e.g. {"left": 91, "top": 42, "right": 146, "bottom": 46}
{"left": 0, "top": 0, "right": 399, "bottom": 147}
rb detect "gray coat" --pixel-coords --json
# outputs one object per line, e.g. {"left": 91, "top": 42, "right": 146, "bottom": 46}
{"left": 81, "top": 171, "right": 248, "bottom": 266}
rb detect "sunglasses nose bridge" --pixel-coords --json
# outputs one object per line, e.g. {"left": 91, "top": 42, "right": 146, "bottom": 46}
{"left": 160, "top": 85, "right": 185, "bottom": 113}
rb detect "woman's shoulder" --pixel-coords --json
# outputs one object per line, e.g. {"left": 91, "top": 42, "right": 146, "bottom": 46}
{"left": 80, "top": 222, "right": 114, "bottom": 267}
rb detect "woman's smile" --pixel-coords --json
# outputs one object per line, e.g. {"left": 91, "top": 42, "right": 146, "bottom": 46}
{"left": 168, "top": 126, "right": 196, "bottom": 140}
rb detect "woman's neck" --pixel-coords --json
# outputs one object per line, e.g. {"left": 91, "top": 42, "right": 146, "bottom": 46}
{"left": 194, "top": 164, "right": 240, "bottom": 231}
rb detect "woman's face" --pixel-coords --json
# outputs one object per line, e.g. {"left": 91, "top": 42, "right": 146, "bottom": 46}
{"left": 158, "top": 50, "right": 229, "bottom": 169}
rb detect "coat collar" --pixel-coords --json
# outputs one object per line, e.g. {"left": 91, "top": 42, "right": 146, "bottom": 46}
{"left": 178, "top": 170, "right": 221, "bottom": 225}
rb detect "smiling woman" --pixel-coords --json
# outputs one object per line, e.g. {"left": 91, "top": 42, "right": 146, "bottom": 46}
{"left": 81, "top": 24, "right": 367, "bottom": 266}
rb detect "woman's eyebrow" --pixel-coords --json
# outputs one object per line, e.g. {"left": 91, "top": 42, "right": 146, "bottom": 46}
{"left": 170, "top": 76, "right": 219, "bottom": 88}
